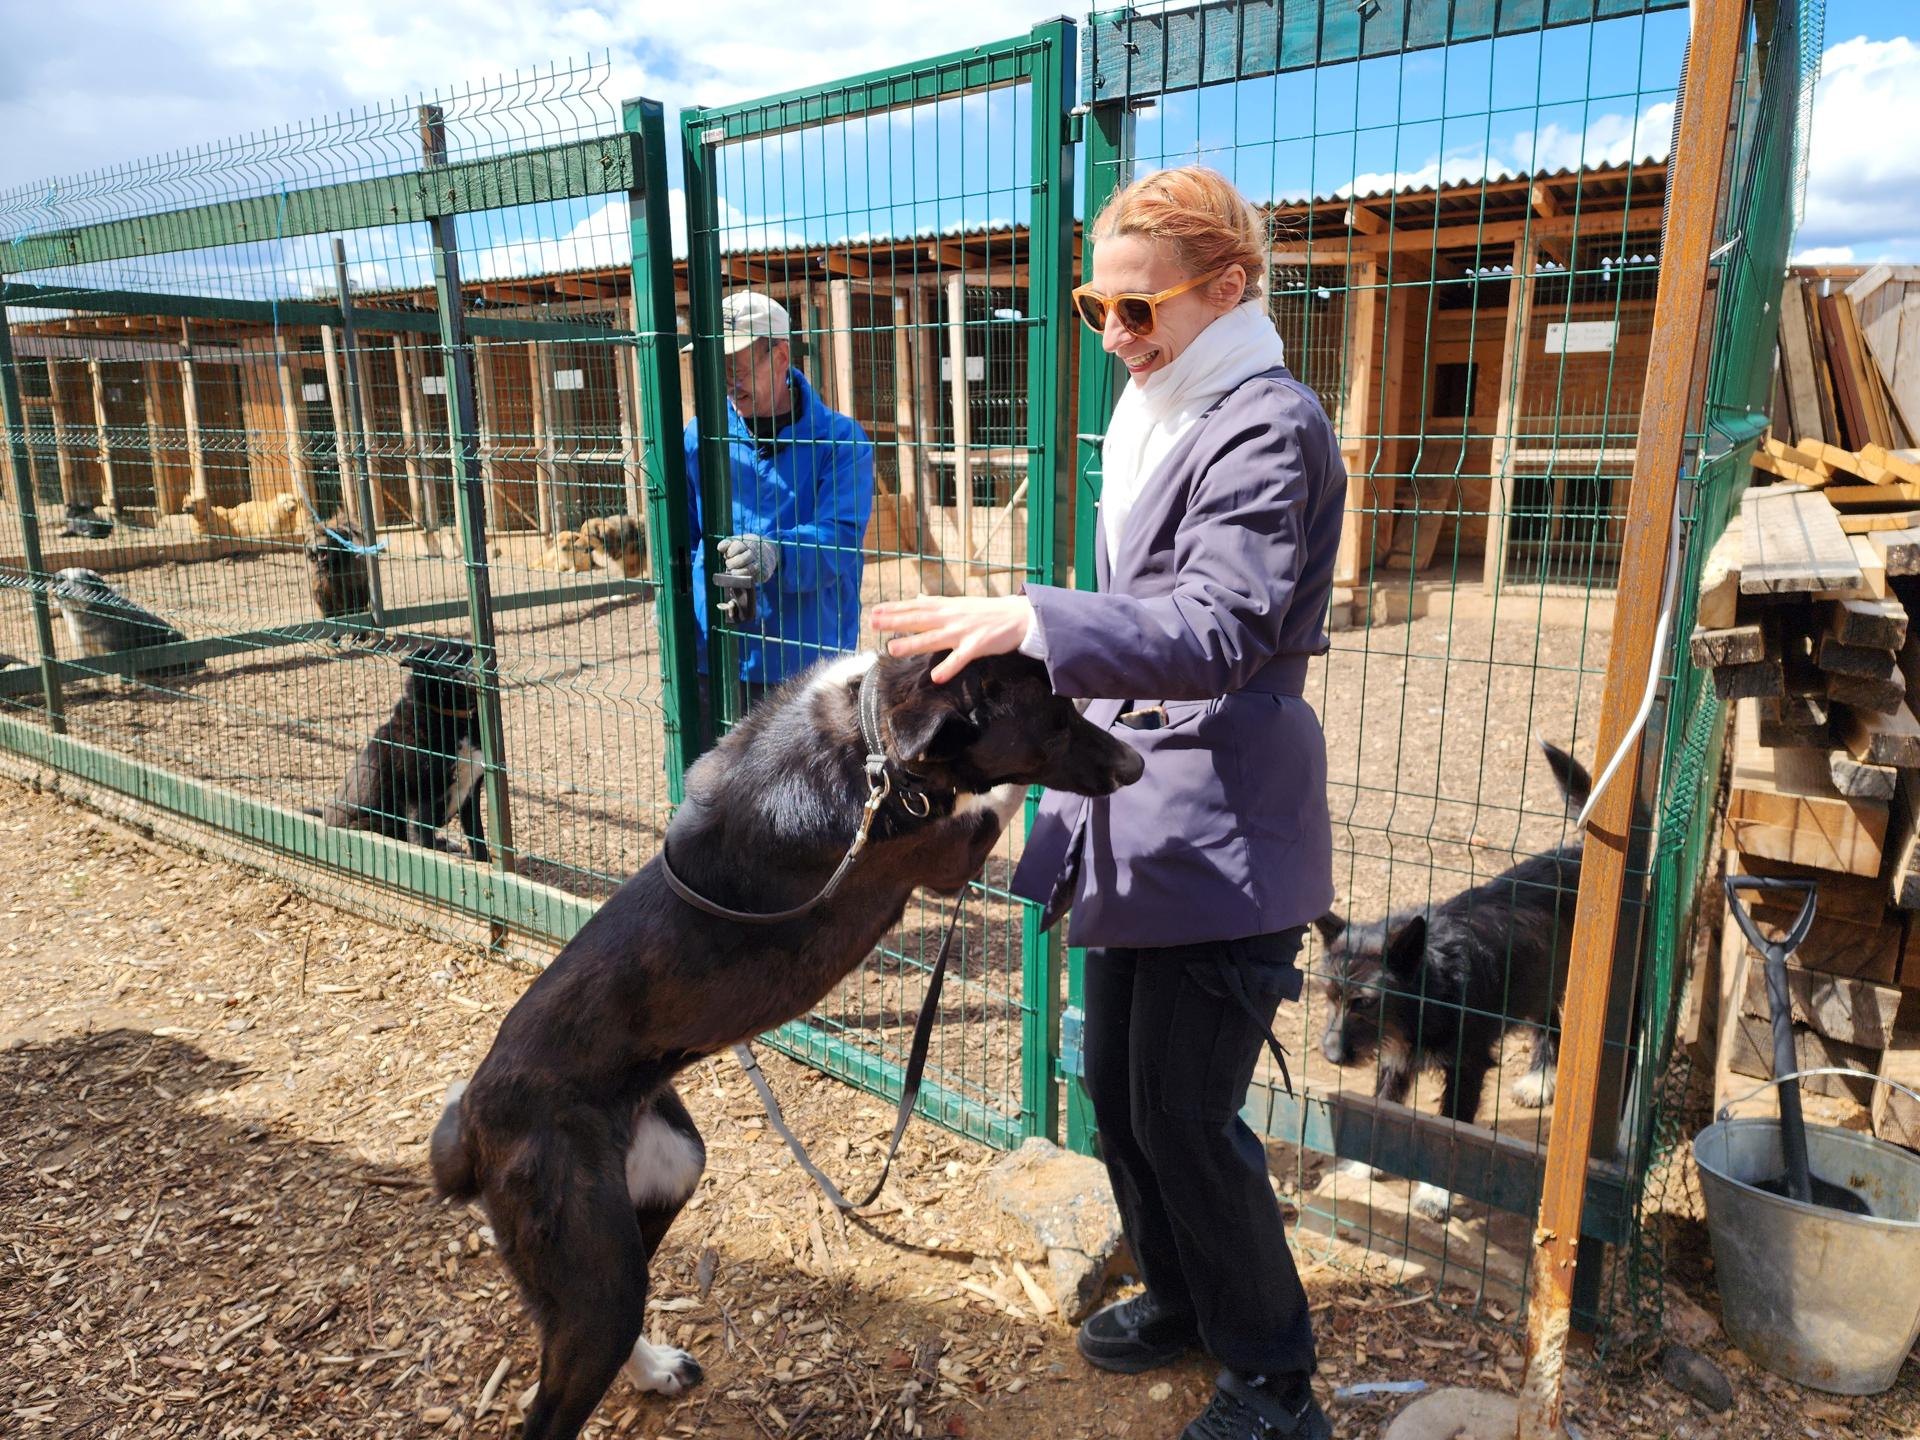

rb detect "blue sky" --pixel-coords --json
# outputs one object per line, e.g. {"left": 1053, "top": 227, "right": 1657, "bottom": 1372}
{"left": 0, "top": 2, "right": 1911, "bottom": 296}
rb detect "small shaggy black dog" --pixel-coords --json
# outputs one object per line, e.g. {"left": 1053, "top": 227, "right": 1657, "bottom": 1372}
{"left": 305, "top": 510, "right": 373, "bottom": 623}
{"left": 1314, "top": 741, "right": 1591, "bottom": 1219}
{"left": 320, "top": 640, "right": 487, "bottom": 861}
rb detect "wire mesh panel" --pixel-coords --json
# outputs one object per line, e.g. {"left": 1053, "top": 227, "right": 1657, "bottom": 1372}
{"left": 0, "top": 63, "right": 692, "bottom": 953}
{"left": 1069, "top": 0, "right": 1795, "bottom": 1332}
{"left": 680, "top": 21, "right": 1077, "bottom": 1147}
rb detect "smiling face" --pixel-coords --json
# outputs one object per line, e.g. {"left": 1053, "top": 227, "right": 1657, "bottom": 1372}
{"left": 1089, "top": 232, "right": 1245, "bottom": 386}
{"left": 725, "top": 338, "right": 793, "bottom": 418}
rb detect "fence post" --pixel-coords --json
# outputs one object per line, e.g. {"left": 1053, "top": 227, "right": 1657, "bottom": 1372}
{"left": 1016, "top": 15, "right": 1079, "bottom": 1144}
{"left": 1060, "top": 93, "right": 1134, "bottom": 1156}
{"left": 624, "top": 97, "right": 705, "bottom": 796}
{"left": 418, "top": 103, "right": 518, "bottom": 907}
{"left": 330, "top": 238, "right": 386, "bottom": 625}
{"left": 1515, "top": 5, "right": 1746, "bottom": 1435}
{"left": 0, "top": 302, "right": 67, "bottom": 731}
{"left": 679, "top": 105, "right": 739, "bottom": 736}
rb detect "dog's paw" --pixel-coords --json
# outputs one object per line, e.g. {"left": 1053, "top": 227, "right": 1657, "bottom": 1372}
{"left": 622, "top": 1337, "right": 703, "bottom": 1397}
{"left": 1410, "top": 1183, "right": 1455, "bottom": 1221}
{"left": 1511, "top": 1068, "right": 1557, "bottom": 1110}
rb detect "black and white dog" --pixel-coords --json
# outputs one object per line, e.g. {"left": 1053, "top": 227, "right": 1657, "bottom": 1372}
{"left": 430, "top": 650, "right": 1141, "bottom": 1440}
{"left": 1314, "top": 741, "right": 1591, "bottom": 1220}
{"left": 320, "top": 640, "right": 488, "bottom": 860}
{"left": 51, "top": 567, "right": 200, "bottom": 680}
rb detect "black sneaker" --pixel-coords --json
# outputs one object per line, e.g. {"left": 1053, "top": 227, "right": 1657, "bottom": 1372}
{"left": 1074, "top": 1292, "right": 1200, "bottom": 1374}
{"left": 1181, "top": 1369, "right": 1333, "bottom": 1440}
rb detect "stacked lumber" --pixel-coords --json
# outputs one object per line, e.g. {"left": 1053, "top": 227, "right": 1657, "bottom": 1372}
{"left": 1695, "top": 469, "right": 1920, "bottom": 1150}
{"left": 1774, "top": 267, "right": 1919, "bottom": 452}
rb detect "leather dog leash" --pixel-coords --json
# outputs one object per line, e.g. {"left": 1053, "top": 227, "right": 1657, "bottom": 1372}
{"left": 659, "top": 658, "right": 970, "bottom": 1210}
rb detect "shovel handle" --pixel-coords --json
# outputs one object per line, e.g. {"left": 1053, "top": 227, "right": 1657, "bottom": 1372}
{"left": 1724, "top": 875, "right": 1817, "bottom": 958}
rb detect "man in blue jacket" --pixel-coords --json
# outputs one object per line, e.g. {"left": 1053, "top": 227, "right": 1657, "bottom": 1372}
{"left": 684, "top": 291, "right": 875, "bottom": 720}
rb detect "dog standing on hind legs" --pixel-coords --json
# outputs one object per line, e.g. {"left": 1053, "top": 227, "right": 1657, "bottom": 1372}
{"left": 429, "top": 649, "right": 1142, "bottom": 1440}
{"left": 1313, "top": 740, "right": 1591, "bottom": 1221}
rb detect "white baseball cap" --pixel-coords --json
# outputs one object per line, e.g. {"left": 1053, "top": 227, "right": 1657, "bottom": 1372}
{"left": 689, "top": 290, "right": 791, "bottom": 355}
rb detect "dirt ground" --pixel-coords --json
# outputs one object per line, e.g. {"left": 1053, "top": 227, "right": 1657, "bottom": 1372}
{"left": 5, "top": 778, "right": 1920, "bottom": 1439}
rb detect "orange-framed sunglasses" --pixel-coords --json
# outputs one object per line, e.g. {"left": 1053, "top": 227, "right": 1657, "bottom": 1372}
{"left": 1071, "top": 268, "right": 1226, "bottom": 337}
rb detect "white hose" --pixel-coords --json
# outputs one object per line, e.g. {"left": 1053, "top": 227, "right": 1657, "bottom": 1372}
{"left": 1573, "top": 488, "right": 1684, "bottom": 833}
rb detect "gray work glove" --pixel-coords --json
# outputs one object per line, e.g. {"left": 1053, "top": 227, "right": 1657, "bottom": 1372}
{"left": 718, "top": 533, "right": 780, "bottom": 586}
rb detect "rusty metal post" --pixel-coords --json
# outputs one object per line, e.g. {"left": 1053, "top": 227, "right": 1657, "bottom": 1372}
{"left": 1514, "top": 4, "right": 1749, "bottom": 1436}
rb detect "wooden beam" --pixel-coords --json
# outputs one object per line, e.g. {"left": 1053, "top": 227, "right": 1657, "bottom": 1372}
{"left": 472, "top": 339, "right": 505, "bottom": 532}
{"left": 319, "top": 326, "right": 354, "bottom": 524}
{"left": 41, "top": 360, "right": 80, "bottom": 509}
{"left": 1333, "top": 259, "right": 1381, "bottom": 587}
{"left": 828, "top": 279, "right": 857, "bottom": 417}
{"left": 1344, "top": 202, "right": 1386, "bottom": 235}
{"left": 351, "top": 342, "right": 387, "bottom": 529}
{"left": 272, "top": 331, "right": 314, "bottom": 512}
{"left": 391, "top": 336, "right": 442, "bottom": 549}
{"left": 86, "top": 359, "right": 118, "bottom": 512}
{"left": 526, "top": 341, "right": 557, "bottom": 537}
{"left": 1517, "top": 12, "right": 1743, "bottom": 1434}
{"left": 891, "top": 287, "right": 923, "bottom": 550}
{"left": 945, "top": 272, "right": 973, "bottom": 584}
{"left": 822, "top": 249, "right": 872, "bottom": 279}
{"left": 1528, "top": 181, "right": 1570, "bottom": 268}
{"left": 1778, "top": 279, "right": 1825, "bottom": 445}
{"left": 616, "top": 292, "right": 645, "bottom": 522}
{"left": 928, "top": 242, "right": 973, "bottom": 272}
{"left": 177, "top": 323, "right": 208, "bottom": 508}
{"left": 1483, "top": 241, "right": 1536, "bottom": 593}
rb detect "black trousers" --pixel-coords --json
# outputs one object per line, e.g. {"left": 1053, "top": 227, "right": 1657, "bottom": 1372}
{"left": 1081, "top": 929, "right": 1318, "bottom": 1379}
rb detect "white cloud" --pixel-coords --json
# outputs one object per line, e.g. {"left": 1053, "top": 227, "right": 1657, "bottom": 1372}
{"left": 1790, "top": 243, "right": 1857, "bottom": 266}
{"left": 1797, "top": 35, "right": 1920, "bottom": 264}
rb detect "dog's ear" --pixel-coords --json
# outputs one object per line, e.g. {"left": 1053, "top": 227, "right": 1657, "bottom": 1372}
{"left": 1313, "top": 912, "right": 1347, "bottom": 947}
{"left": 890, "top": 689, "right": 980, "bottom": 768}
{"left": 1381, "top": 915, "right": 1427, "bottom": 979}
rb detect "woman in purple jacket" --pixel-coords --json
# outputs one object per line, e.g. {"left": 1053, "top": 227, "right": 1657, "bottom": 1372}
{"left": 872, "top": 167, "right": 1342, "bottom": 1440}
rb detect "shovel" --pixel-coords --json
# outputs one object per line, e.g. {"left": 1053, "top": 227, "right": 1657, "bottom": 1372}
{"left": 1723, "top": 875, "right": 1872, "bottom": 1214}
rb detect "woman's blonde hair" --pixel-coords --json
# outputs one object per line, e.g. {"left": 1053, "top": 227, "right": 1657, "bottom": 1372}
{"left": 1092, "top": 166, "right": 1270, "bottom": 305}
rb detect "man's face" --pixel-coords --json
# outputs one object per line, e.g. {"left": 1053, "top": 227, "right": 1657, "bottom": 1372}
{"left": 726, "top": 339, "right": 790, "bottom": 418}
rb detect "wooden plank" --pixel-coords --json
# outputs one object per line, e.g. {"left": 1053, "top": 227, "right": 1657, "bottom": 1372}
{"left": 1861, "top": 443, "right": 1920, "bottom": 486}
{"left": 1736, "top": 902, "right": 1901, "bottom": 984}
{"left": 1822, "top": 482, "right": 1920, "bottom": 508}
{"left": 1836, "top": 510, "right": 1920, "bottom": 535}
{"left": 1841, "top": 293, "right": 1897, "bottom": 446}
{"left": 1342, "top": 259, "right": 1385, "bottom": 588}
{"left": 1726, "top": 700, "right": 1890, "bottom": 876}
{"left": 1827, "top": 664, "right": 1903, "bottom": 715}
{"left": 1690, "top": 622, "right": 1766, "bottom": 668}
{"left": 1838, "top": 701, "right": 1920, "bottom": 768}
{"left": 944, "top": 272, "right": 973, "bottom": 584}
{"left": 1806, "top": 280, "right": 1843, "bottom": 446}
{"left": 1779, "top": 278, "right": 1825, "bottom": 445}
{"left": 1868, "top": 524, "right": 1920, "bottom": 577}
{"left": 86, "top": 359, "right": 117, "bottom": 512}
{"left": 1740, "top": 960, "right": 1903, "bottom": 1049}
{"left": 1713, "top": 659, "right": 1786, "bottom": 700}
{"left": 1732, "top": 851, "right": 1892, "bottom": 928}
{"left": 1829, "top": 752, "right": 1899, "bottom": 802}
{"left": 1816, "top": 634, "right": 1895, "bottom": 679}
{"left": 1741, "top": 485, "right": 1861, "bottom": 593}
{"left": 1750, "top": 448, "right": 1828, "bottom": 488}
{"left": 1890, "top": 765, "right": 1920, "bottom": 911}
{"left": 1829, "top": 598, "right": 1908, "bottom": 649}
{"left": 1726, "top": 1016, "right": 1880, "bottom": 1104}
{"left": 1820, "top": 292, "right": 1871, "bottom": 449}
{"left": 1873, "top": 1006, "right": 1920, "bottom": 1153}
{"left": 1696, "top": 516, "right": 1744, "bottom": 628}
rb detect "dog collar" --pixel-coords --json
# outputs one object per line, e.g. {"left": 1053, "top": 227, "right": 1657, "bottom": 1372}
{"left": 855, "top": 658, "right": 934, "bottom": 820}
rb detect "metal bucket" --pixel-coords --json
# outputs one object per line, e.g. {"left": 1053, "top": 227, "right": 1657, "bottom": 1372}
{"left": 1693, "top": 1070, "right": 1920, "bottom": 1394}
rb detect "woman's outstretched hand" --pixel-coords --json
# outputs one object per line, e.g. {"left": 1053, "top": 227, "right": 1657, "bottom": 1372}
{"left": 869, "top": 595, "right": 1035, "bottom": 684}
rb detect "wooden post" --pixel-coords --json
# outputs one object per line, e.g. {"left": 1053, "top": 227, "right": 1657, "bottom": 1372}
{"left": 472, "top": 339, "right": 505, "bottom": 532}
{"left": 352, "top": 344, "right": 387, "bottom": 528}
{"left": 42, "top": 360, "right": 79, "bottom": 508}
{"left": 140, "top": 360, "right": 175, "bottom": 517}
{"left": 945, "top": 272, "right": 973, "bottom": 585}
{"left": 320, "top": 325, "right": 353, "bottom": 524}
{"left": 617, "top": 293, "right": 646, "bottom": 519}
{"left": 1514, "top": 8, "right": 1746, "bottom": 1436}
{"left": 1378, "top": 269, "right": 1413, "bottom": 566}
{"left": 527, "top": 341, "right": 560, "bottom": 536}
{"left": 1483, "top": 239, "right": 1538, "bottom": 594}
{"left": 273, "top": 331, "right": 315, "bottom": 512}
{"left": 1332, "top": 259, "right": 1379, "bottom": 587}
{"left": 829, "top": 278, "right": 856, "bottom": 416}
{"left": 178, "top": 323, "right": 209, "bottom": 507}
{"left": 86, "top": 359, "right": 118, "bottom": 512}
{"left": 392, "top": 337, "right": 442, "bottom": 550}
{"left": 892, "top": 287, "right": 923, "bottom": 550}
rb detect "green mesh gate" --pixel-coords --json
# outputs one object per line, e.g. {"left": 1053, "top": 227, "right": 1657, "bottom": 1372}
{"left": 679, "top": 20, "right": 1079, "bottom": 1148}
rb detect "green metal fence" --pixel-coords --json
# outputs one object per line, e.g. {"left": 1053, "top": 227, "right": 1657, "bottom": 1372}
{"left": 0, "top": 0, "right": 1821, "bottom": 1337}
{"left": 0, "top": 64, "right": 688, "bottom": 953}
{"left": 680, "top": 19, "right": 1078, "bottom": 1147}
